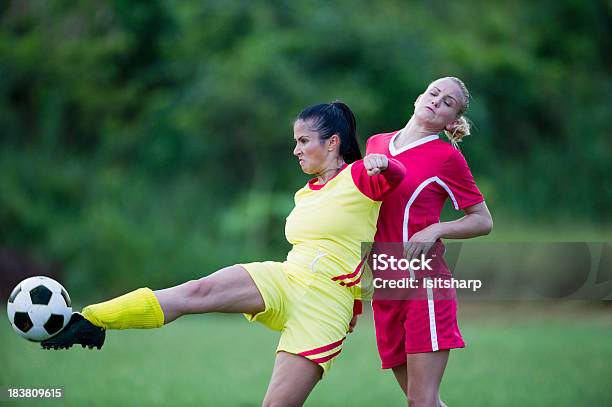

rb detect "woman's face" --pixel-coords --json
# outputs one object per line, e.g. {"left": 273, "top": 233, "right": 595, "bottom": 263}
{"left": 293, "top": 119, "right": 335, "bottom": 175}
{"left": 413, "top": 78, "right": 465, "bottom": 129}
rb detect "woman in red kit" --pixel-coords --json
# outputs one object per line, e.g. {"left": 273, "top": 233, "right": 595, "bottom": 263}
{"left": 365, "top": 77, "right": 493, "bottom": 407}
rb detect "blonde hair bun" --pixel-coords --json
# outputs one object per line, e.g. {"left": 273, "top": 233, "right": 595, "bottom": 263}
{"left": 444, "top": 116, "right": 471, "bottom": 148}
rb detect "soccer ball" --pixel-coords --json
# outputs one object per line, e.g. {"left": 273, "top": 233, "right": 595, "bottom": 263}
{"left": 6, "top": 276, "right": 72, "bottom": 342}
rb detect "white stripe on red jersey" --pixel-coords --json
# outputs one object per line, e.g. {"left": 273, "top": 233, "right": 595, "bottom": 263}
{"left": 366, "top": 131, "right": 484, "bottom": 245}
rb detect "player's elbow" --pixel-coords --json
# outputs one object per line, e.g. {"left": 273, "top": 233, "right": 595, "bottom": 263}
{"left": 481, "top": 215, "right": 493, "bottom": 235}
{"left": 472, "top": 202, "right": 493, "bottom": 236}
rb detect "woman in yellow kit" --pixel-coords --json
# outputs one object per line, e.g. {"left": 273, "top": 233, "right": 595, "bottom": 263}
{"left": 42, "top": 102, "right": 405, "bottom": 406}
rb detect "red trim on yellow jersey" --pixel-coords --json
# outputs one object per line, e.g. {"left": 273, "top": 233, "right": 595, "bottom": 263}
{"left": 331, "top": 255, "right": 366, "bottom": 281}
{"left": 353, "top": 300, "right": 363, "bottom": 315}
{"left": 299, "top": 337, "right": 346, "bottom": 357}
{"left": 310, "top": 349, "right": 343, "bottom": 364}
{"left": 307, "top": 164, "right": 349, "bottom": 190}
{"left": 342, "top": 275, "right": 362, "bottom": 288}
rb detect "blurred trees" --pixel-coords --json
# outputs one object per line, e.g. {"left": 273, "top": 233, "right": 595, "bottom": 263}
{"left": 0, "top": 0, "right": 610, "bottom": 297}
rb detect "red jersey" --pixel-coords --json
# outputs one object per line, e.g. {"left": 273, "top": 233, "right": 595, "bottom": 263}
{"left": 367, "top": 131, "right": 483, "bottom": 362}
{"left": 366, "top": 132, "right": 484, "bottom": 244}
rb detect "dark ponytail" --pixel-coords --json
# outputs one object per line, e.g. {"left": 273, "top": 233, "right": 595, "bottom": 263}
{"left": 296, "top": 101, "right": 363, "bottom": 164}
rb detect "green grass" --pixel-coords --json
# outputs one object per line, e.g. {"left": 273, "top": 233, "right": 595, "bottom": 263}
{"left": 1, "top": 304, "right": 611, "bottom": 406}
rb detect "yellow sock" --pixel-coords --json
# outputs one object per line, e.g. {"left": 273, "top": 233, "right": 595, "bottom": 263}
{"left": 82, "top": 288, "right": 165, "bottom": 329}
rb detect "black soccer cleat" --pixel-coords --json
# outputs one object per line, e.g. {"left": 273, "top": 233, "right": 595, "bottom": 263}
{"left": 41, "top": 313, "right": 105, "bottom": 350}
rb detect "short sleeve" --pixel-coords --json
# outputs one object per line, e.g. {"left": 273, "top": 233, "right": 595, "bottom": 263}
{"left": 438, "top": 149, "right": 484, "bottom": 210}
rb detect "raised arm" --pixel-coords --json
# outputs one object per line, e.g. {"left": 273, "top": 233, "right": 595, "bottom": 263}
{"left": 350, "top": 154, "right": 406, "bottom": 201}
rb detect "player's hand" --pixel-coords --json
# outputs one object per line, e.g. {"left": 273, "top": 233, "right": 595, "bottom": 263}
{"left": 363, "top": 153, "right": 388, "bottom": 176}
{"left": 403, "top": 225, "right": 440, "bottom": 261}
{"left": 348, "top": 315, "right": 358, "bottom": 333}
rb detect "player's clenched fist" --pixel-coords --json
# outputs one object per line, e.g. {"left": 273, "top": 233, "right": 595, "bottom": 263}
{"left": 363, "top": 153, "right": 389, "bottom": 176}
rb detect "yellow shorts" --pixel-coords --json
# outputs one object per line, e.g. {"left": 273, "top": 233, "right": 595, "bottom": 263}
{"left": 240, "top": 261, "right": 354, "bottom": 374}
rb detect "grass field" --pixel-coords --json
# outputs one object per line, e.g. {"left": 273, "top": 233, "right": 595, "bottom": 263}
{"left": 1, "top": 302, "right": 611, "bottom": 406}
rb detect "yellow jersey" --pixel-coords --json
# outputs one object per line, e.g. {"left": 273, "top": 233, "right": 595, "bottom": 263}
{"left": 284, "top": 158, "right": 405, "bottom": 299}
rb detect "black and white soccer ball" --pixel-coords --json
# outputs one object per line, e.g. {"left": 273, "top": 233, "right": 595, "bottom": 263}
{"left": 6, "top": 276, "right": 72, "bottom": 342}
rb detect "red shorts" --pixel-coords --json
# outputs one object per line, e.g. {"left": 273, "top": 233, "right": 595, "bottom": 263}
{"left": 372, "top": 297, "right": 465, "bottom": 369}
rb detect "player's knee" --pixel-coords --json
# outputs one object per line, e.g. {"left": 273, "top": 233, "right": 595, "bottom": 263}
{"left": 262, "top": 396, "right": 301, "bottom": 407}
{"left": 406, "top": 386, "right": 437, "bottom": 407}
{"left": 183, "top": 278, "right": 212, "bottom": 302}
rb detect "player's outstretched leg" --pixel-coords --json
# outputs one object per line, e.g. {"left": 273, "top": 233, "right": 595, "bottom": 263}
{"left": 41, "top": 286, "right": 161, "bottom": 350}
{"left": 41, "top": 265, "right": 264, "bottom": 350}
